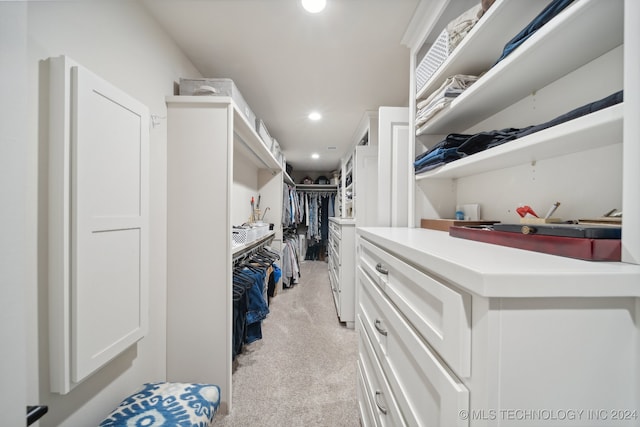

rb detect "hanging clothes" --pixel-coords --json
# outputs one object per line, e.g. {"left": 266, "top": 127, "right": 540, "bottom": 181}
{"left": 232, "top": 246, "right": 280, "bottom": 360}
{"left": 281, "top": 229, "right": 301, "bottom": 288}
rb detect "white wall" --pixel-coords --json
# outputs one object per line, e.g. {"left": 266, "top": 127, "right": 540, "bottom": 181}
{"left": 0, "top": 2, "right": 28, "bottom": 425}
{"left": 24, "top": 1, "right": 201, "bottom": 425}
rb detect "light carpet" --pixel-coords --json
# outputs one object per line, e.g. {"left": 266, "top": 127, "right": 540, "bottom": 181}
{"left": 213, "top": 260, "right": 360, "bottom": 427}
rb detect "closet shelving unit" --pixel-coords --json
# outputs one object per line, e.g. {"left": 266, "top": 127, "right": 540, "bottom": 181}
{"left": 410, "top": 0, "right": 630, "bottom": 229}
{"left": 354, "top": 0, "right": 640, "bottom": 424}
{"left": 338, "top": 111, "right": 378, "bottom": 222}
{"left": 329, "top": 111, "right": 379, "bottom": 328}
{"left": 342, "top": 157, "right": 354, "bottom": 218}
{"left": 166, "top": 95, "right": 284, "bottom": 414}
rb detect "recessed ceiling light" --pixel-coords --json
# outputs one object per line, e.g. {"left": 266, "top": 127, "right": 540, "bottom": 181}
{"left": 308, "top": 111, "right": 322, "bottom": 121}
{"left": 302, "top": 0, "right": 326, "bottom": 13}
{"left": 311, "top": 153, "right": 320, "bottom": 159}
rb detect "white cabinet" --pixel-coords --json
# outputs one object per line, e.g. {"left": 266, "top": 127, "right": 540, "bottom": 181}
{"left": 328, "top": 217, "right": 355, "bottom": 328}
{"left": 165, "top": 96, "right": 283, "bottom": 414}
{"left": 341, "top": 111, "right": 379, "bottom": 221}
{"left": 404, "top": 0, "right": 638, "bottom": 266}
{"left": 48, "top": 56, "right": 150, "bottom": 394}
{"left": 357, "top": 228, "right": 640, "bottom": 426}
{"left": 330, "top": 112, "right": 380, "bottom": 327}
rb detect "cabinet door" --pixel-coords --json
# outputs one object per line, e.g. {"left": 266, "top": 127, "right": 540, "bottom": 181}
{"left": 71, "top": 65, "right": 150, "bottom": 384}
{"left": 377, "top": 107, "right": 409, "bottom": 227}
{"left": 49, "top": 56, "right": 149, "bottom": 393}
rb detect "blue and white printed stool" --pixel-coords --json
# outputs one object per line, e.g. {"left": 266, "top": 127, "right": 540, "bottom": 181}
{"left": 99, "top": 382, "right": 220, "bottom": 427}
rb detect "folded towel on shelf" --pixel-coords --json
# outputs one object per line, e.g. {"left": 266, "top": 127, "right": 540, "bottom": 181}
{"left": 415, "top": 74, "right": 479, "bottom": 128}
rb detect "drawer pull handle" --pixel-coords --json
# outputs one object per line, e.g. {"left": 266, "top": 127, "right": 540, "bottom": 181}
{"left": 375, "top": 263, "right": 388, "bottom": 275}
{"left": 374, "top": 391, "right": 388, "bottom": 415}
{"left": 374, "top": 319, "right": 388, "bottom": 336}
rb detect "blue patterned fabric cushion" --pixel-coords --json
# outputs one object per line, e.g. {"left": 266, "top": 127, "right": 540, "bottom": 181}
{"left": 99, "top": 382, "right": 220, "bottom": 427}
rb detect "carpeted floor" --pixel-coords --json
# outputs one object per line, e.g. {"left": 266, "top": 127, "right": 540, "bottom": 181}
{"left": 213, "top": 260, "right": 360, "bottom": 427}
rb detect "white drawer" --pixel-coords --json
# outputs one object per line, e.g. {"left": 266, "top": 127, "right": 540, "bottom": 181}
{"left": 357, "top": 266, "right": 388, "bottom": 360}
{"left": 359, "top": 267, "right": 470, "bottom": 427}
{"left": 329, "top": 269, "right": 340, "bottom": 292}
{"left": 330, "top": 234, "right": 340, "bottom": 259}
{"left": 330, "top": 245, "right": 339, "bottom": 270}
{"left": 359, "top": 238, "right": 471, "bottom": 378}
{"left": 357, "top": 362, "right": 377, "bottom": 427}
{"left": 358, "top": 315, "right": 406, "bottom": 427}
{"left": 329, "top": 220, "right": 341, "bottom": 238}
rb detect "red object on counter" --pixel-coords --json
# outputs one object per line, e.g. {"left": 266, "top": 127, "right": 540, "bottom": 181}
{"left": 516, "top": 205, "right": 539, "bottom": 218}
{"left": 449, "top": 226, "right": 621, "bottom": 261}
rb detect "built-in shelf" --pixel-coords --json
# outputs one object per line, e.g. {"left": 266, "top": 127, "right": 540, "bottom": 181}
{"left": 283, "top": 171, "right": 295, "bottom": 186}
{"left": 416, "top": 0, "right": 544, "bottom": 101}
{"left": 416, "top": 104, "right": 623, "bottom": 180}
{"left": 232, "top": 230, "right": 276, "bottom": 258}
{"left": 296, "top": 184, "right": 338, "bottom": 191}
{"left": 166, "top": 96, "right": 282, "bottom": 171}
{"left": 417, "top": 0, "right": 623, "bottom": 135}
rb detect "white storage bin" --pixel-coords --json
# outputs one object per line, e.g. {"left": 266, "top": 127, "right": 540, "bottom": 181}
{"left": 271, "top": 137, "right": 280, "bottom": 156}
{"left": 232, "top": 226, "right": 257, "bottom": 247}
{"left": 253, "top": 223, "right": 269, "bottom": 239}
{"left": 179, "top": 78, "right": 257, "bottom": 126}
{"left": 415, "top": 29, "right": 451, "bottom": 94}
{"left": 255, "top": 118, "right": 272, "bottom": 148}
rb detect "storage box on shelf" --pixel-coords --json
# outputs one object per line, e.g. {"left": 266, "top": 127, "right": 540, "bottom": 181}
{"left": 255, "top": 118, "right": 272, "bottom": 149}
{"left": 179, "top": 78, "right": 256, "bottom": 127}
{"left": 231, "top": 223, "right": 270, "bottom": 248}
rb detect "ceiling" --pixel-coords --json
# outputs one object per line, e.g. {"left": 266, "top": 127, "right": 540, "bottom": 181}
{"left": 141, "top": 0, "right": 420, "bottom": 172}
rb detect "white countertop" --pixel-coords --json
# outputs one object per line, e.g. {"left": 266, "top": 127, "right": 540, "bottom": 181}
{"left": 330, "top": 217, "right": 356, "bottom": 226}
{"left": 357, "top": 227, "right": 640, "bottom": 298}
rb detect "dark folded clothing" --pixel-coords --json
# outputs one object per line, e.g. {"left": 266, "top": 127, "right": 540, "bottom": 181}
{"left": 515, "top": 90, "right": 623, "bottom": 139}
{"left": 414, "top": 133, "right": 471, "bottom": 163}
{"left": 415, "top": 161, "right": 447, "bottom": 175}
{"left": 414, "top": 147, "right": 462, "bottom": 169}
{"left": 456, "top": 127, "right": 523, "bottom": 156}
{"left": 415, "top": 90, "right": 623, "bottom": 173}
{"left": 494, "top": 0, "right": 575, "bottom": 66}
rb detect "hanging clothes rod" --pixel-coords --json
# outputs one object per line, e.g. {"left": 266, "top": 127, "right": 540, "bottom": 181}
{"left": 232, "top": 232, "right": 277, "bottom": 265}
{"left": 296, "top": 184, "right": 337, "bottom": 193}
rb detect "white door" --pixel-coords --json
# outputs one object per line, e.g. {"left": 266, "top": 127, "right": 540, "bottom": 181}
{"left": 377, "top": 107, "right": 410, "bottom": 227}
{"left": 72, "top": 64, "right": 150, "bottom": 383}
{"left": 49, "top": 56, "right": 149, "bottom": 393}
